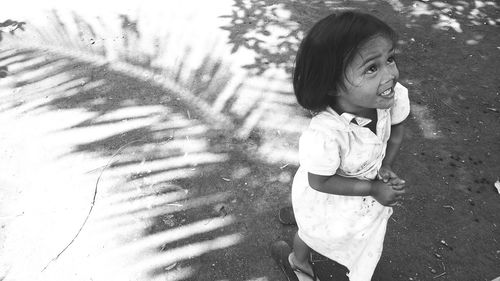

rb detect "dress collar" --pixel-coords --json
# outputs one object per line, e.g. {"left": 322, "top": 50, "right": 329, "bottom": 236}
{"left": 311, "top": 107, "right": 376, "bottom": 133}
{"left": 339, "top": 112, "right": 372, "bottom": 127}
{"left": 324, "top": 107, "right": 372, "bottom": 127}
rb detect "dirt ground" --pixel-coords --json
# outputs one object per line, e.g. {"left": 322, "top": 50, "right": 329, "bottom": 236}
{"left": 1, "top": 0, "right": 499, "bottom": 281}
{"left": 219, "top": 0, "right": 500, "bottom": 280}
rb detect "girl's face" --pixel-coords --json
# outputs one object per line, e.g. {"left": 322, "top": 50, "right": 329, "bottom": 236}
{"left": 336, "top": 35, "right": 399, "bottom": 116}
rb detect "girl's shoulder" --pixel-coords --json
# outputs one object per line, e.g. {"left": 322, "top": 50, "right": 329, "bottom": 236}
{"left": 393, "top": 83, "right": 409, "bottom": 101}
{"left": 308, "top": 110, "right": 351, "bottom": 135}
{"left": 390, "top": 83, "right": 411, "bottom": 125}
{"left": 302, "top": 109, "right": 350, "bottom": 143}
{"left": 309, "top": 107, "right": 351, "bottom": 133}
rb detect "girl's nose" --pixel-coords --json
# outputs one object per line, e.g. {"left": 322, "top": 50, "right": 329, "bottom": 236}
{"left": 382, "top": 64, "right": 398, "bottom": 83}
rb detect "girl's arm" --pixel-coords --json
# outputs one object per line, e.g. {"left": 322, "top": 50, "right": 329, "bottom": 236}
{"left": 308, "top": 173, "right": 371, "bottom": 196}
{"left": 382, "top": 122, "right": 405, "bottom": 167}
{"left": 308, "top": 172, "right": 405, "bottom": 205}
{"left": 378, "top": 122, "right": 406, "bottom": 189}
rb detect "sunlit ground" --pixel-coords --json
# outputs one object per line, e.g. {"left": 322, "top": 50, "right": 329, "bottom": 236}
{"left": 0, "top": 48, "right": 243, "bottom": 281}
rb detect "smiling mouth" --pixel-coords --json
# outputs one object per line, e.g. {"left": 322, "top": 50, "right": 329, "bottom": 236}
{"left": 379, "top": 87, "right": 394, "bottom": 97}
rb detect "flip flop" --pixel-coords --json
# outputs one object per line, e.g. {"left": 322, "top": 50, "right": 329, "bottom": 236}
{"left": 278, "top": 206, "right": 296, "bottom": 225}
{"left": 271, "top": 241, "right": 299, "bottom": 281}
{"left": 270, "top": 240, "right": 318, "bottom": 281}
{"left": 288, "top": 252, "right": 319, "bottom": 281}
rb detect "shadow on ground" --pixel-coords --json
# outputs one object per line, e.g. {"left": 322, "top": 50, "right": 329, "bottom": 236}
{"left": 220, "top": 0, "right": 499, "bottom": 74}
{"left": 0, "top": 47, "right": 297, "bottom": 280}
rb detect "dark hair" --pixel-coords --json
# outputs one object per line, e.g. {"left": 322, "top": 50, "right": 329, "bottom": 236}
{"left": 293, "top": 11, "right": 398, "bottom": 112}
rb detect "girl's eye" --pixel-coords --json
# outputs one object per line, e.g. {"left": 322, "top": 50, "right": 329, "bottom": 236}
{"left": 366, "top": 65, "right": 377, "bottom": 74}
{"left": 387, "top": 56, "right": 396, "bottom": 64}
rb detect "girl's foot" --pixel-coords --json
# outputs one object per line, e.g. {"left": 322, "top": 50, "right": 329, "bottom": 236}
{"left": 289, "top": 252, "right": 316, "bottom": 281}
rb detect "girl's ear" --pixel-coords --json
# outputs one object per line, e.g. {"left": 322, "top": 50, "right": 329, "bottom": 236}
{"left": 332, "top": 83, "right": 348, "bottom": 97}
{"left": 328, "top": 87, "right": 343, "bottom": 97}
{"left": 327, "top": 89, "right": 338, "bottom": 97}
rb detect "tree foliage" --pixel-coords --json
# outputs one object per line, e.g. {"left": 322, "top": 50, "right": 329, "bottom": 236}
{"left": 0, "top": 19, "right": 25, "bottom": 41}
{"left": 0, "top": 19, "right": 25, "bottom": 78}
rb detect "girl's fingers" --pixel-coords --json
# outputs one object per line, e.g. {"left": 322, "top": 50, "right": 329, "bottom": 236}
{"left": 389, "top": 195, "right": 405, "bottom": 206}
{"left": 392, "top": 185, "right": 405, "bottom": 191}
{"left": 378, "top": 168, "right": 396, "bottom": 179}
{"left": 393, "top": 188, "right": 406, "bottom": 195}
{"left": 378, "top": 173, "right": 389, "bottom": 182}
{"left": 389, "top": 178, "right": 406, "bottom": 190}
{"left": 389, "top": 178, "right": 405, "bottom": 185}
{"left": 389, "top": 200, "right": 402, "bottom": 207}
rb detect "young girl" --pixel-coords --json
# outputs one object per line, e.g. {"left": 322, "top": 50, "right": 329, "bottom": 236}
{"left": 273, "top": 11, "right": 410, "bottom": 281}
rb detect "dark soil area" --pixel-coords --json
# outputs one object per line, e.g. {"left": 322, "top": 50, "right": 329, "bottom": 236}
{"left": 218, "top": 1, "right": 500, "bottom": 280}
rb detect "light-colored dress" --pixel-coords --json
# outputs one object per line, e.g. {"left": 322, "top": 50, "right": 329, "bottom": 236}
{"left": 292, "top": 83, "right": 410, "bottom": 281}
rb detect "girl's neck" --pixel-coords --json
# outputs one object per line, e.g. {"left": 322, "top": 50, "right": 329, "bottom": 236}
{"left": 331, "top": 102, "right": 377, "bottom": 119}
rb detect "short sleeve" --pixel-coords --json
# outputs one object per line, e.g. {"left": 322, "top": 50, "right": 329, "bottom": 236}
{"left": 299, "top": 129, "right": 340, "bottom": 176}
{"left": 390, "top": 83, "right": 411, "bottom": 125}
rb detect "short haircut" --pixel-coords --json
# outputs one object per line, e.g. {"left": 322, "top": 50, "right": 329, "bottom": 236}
{"left": 293, "top": 11, "right": 398, "bottom": 112}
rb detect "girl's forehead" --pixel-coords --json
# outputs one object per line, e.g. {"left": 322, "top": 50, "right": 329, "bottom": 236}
{"left": 347, "top": 35, "right": 394, "bottom": 68}
{"left": 357, "top": 35, "right": 394, "bottom": 56}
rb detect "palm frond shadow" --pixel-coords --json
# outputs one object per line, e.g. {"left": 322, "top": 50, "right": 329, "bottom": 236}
{"left": 0, "top": 37, "right": 294, "bottom": 279}
{"left": 4, "top": 7, "right": 313, "bottom": 148}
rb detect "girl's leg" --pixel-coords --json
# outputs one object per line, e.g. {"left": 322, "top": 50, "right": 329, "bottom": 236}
{"left": 290, "top": 232, "right": 314, "bottom": 277}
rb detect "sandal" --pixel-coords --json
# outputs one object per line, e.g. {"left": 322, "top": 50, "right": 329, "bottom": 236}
{"left": 278, "top": 206, "right": 296, "bottom": 225}
{"left": 270, "top": 240, "right": 318, "bottom": 281}
{"left": 270, "top": 240, "right": 299, "bottom": 281}
{"left": 288, "top": 252, "right": 319, "bottom": 281}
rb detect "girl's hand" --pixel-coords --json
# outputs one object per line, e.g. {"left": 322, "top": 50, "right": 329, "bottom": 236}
{"left": 388, "top": 177, "right": 406, "bottom": 191}
{"left": 378, "top": 165, "right": 398, "bottom": 182}
{"left": 378, "top": 165, "right": 406, "bottom": 190}
{"left": 369, "top": 180, "right": 406, "bottom": 206}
